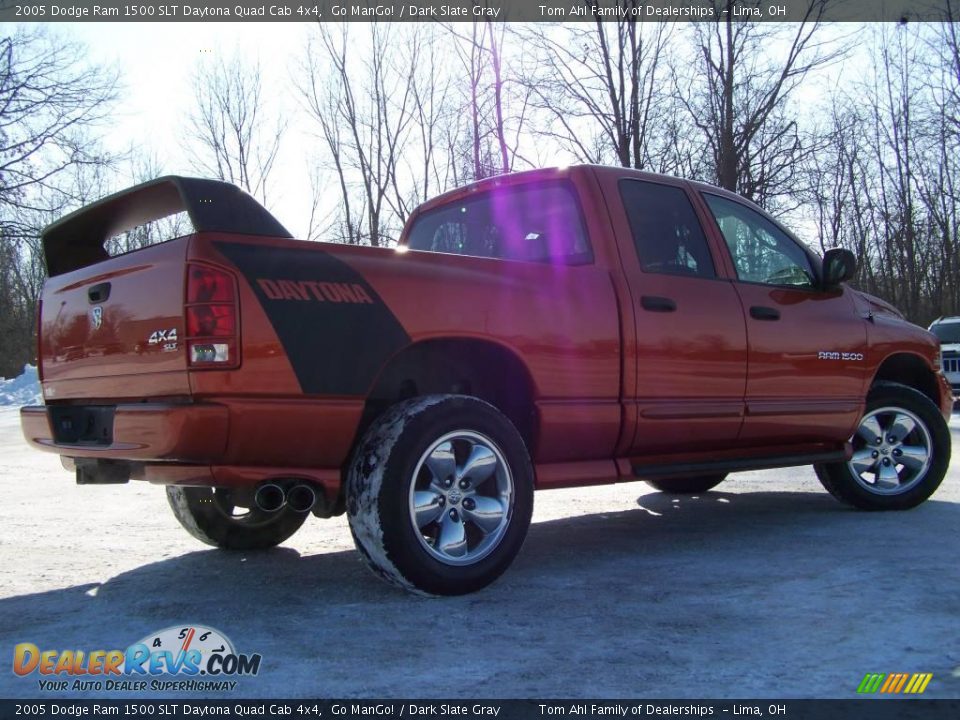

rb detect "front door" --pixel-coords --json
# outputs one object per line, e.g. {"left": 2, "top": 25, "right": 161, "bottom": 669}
{"left": 699, "top": 192, "right": 868, "bottom": 446}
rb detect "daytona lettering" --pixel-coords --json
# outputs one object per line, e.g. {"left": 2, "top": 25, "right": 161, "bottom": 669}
{"left": 256, "top": 278, "right": 375, "bottom": 304}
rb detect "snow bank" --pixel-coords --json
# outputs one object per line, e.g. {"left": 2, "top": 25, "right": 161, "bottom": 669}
{"left": 0, "top": 365, "right": 42, "bottom": 406}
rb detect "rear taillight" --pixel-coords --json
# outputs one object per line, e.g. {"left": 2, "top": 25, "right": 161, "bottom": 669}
{"left": 36, "top": 298, "right": 44, "bottom": 383}
{"left": 185, "top": 264, "right": 239, "bottom": 368}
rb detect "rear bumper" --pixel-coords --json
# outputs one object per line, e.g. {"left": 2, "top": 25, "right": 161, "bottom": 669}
{"left": 21, "top": 403, "right": 229, "bottom": 462}
{"left": 20, "top": 398, "right": 364, "bottom": 494}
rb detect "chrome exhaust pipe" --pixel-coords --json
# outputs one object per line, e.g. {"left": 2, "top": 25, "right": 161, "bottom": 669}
{"left": 286, "top": 483, "right": 317, "bottom": 513}
{"left": 254, "top": 483, "right": 286, "bottom": 512}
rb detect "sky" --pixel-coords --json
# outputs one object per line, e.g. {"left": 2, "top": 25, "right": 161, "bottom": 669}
{"left": 36, "top": 22, "right": 320, "bottom": 236}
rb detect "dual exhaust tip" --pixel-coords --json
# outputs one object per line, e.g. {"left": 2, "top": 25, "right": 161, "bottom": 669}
{"left": 254, "top": 482, "right": 318, "bottom": 513}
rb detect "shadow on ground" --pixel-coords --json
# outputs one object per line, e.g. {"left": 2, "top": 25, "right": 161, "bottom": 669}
{"left": 3, "top": 489, "right": 959, "bottom": 698}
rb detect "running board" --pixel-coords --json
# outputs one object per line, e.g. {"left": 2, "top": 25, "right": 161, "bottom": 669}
{"left": 632, "top": 449, "right": 849, "bottom": 480}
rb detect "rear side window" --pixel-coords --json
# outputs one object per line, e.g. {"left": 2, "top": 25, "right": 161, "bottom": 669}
{"left": 405, "top": 182, "right": 592, "bottom": 264}
{"left": 618, "top": 180, "right": 716, "bottom": 278}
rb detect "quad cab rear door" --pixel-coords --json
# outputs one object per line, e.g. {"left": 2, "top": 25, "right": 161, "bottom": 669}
{"left": 595, "top": 171, "right": 748, "bottom": 457}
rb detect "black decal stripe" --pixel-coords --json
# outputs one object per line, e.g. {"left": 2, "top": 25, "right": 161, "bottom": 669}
{"left": 215, "top": 242, "right": 410, "bottom": 396}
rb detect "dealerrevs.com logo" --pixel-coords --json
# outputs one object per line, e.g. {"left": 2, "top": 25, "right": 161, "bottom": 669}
{"left": 12, "top": 625, "right": 261, "bottom": 693}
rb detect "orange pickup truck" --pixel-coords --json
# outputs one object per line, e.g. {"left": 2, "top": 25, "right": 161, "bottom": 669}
{"left": 21, "top": 166, "right": 953, "bottom": 595}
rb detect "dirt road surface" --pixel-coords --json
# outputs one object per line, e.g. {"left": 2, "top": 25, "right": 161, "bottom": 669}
{"left": 2, "top": 407, "right": 958, "bottom": 699}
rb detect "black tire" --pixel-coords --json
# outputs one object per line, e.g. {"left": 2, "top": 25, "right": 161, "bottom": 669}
{"left": 814, "top": 382, "right": 951, "bottom": 510}
{"left": 645, "top": 474, "right": 727, "bottom": 494}
{"left": 347, "top": 395, "right": 534, "bottom": 596}
{"left": 166, "top": 486, "right": 308, "bottom": 550}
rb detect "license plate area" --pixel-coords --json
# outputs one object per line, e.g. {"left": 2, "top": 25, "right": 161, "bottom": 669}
{"left": 49, "top": 406, "right": 115, "bottom": 445}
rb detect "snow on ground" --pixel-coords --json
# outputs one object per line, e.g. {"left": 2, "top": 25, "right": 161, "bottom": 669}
{"left": 1, "top": 408, "right": 958, "bottom": 699}
{"left": 0, "top": 365, "right": 42, "bottom": 407}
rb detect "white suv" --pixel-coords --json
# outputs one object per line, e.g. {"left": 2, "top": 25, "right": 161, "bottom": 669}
{"left": 930, "top": 316, "right": 960, "bottom": 400}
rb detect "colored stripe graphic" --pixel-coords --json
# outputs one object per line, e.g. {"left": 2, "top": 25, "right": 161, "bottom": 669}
{"left": 880, "top": 673, "right": 899, "bottom": 693}
{"left": 858, "top": 673, "right": 886, "bottom": 693}
{"left": 857, "top": 672, "right": 932, "bottom": 694}
{"left": 904, "top": 673, "right": 933, "bottom": 694}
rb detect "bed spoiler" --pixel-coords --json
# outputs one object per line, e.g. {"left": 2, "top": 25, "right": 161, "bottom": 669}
{"left": 42, "top": 176, "right": 293, "bottom": 276}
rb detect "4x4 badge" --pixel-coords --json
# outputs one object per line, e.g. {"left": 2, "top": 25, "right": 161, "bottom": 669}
{"left": 90, "top": 306, "right": 103, "bottom": 330}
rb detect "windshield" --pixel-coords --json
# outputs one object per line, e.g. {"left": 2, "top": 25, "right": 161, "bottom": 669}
{"left": 931, "top": 322, "right": 960, "bottom": 344}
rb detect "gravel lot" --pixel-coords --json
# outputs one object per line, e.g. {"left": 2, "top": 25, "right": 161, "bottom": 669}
{"left": 1, "top": 407, "right": 958, "bottom": 699}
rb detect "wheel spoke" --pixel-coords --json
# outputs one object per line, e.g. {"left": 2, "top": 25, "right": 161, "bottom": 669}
{"left": 413, "top": 491, "right": 445, "bottom": 528}
{"left": 461, "top": 444, "right": 498, "bottom": 485}
{"left": 425, "top": 442, "right": 456, "bottom": 485}
{"left": 409, "top": 429, "right": 515, "bottom": 566}
{"left": 876, "top": 463, "right": 900, "bottom": 490}
{"left": 437, "top": 512, "right": 468, "bottom": 557}
{"left": 888, "top": 413, "right": 917, "bottom": 443}
{"left": 898, "top": 445, "right": 929, "bottom": 471}
{"left": 857, "top": 416, "right": 883, "bottom": 445}
{"left": 850, "top": 448, "right": 877, "bottom": 475}
{"left": 462, "top": 496, "right": 506, "bottom": 534}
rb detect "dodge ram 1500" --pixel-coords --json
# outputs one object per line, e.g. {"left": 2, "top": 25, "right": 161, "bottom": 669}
{"left": 21, "top": 166, "right": 953, "bottom": 595}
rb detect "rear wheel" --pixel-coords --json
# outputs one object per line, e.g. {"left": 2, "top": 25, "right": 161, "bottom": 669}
{"left": 347, "top": 395, "right": 534, "bottom": 596}
{"left": 645, "top": 474, "right": 727, "bottom": 494}
{"left": 166, "top": 486, "right": 307, "bottom": 550}
{"left": 815, "top": 383, "right": 950, "bottom": 510}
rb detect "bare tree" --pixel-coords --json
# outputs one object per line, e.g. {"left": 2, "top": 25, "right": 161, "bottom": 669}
{"left": 0, "top": 28, "right": 118, "bottom": 377}
{"left": 186, "top": 54, "right": 287, "bottom": 205}
{"left": 521, "top": 8, "right": 677, "bottom": 171}
{"left": 297, "top": 24, "right": 419, "bottom": 247}
{"left": 680, "top": 0, "right": 841, "bottom": 208}
{"left": 921, "top": 4, "right": 960, "bottom": 316}
{"left": 0, "top": 28, "right": 118, "bottom": 217}
{"left": 934, "top": 0, "right": 960, "bottom": 139}
{"left": 444, "top": 16, "right": 530, "bottom": 181}
{"left": 800, "top": 22, "right": 960, "bottom": 325}
{"left": 399, "top": 27, "right": 457, "bottom": 212}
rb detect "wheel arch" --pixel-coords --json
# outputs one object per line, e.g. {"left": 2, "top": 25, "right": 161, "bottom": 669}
{"left": 359, "top": 337, "right": 539, "bottom": 454}
{"left": 870, "top": 352, "right": 940, "bottom": 406}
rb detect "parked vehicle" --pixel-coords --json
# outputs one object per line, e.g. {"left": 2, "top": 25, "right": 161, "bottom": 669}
{"left": 21, "top": 167, "right": 954, "bottom": 595}
{"left": 928, "top": 317, "right": 960, "bottom": 400}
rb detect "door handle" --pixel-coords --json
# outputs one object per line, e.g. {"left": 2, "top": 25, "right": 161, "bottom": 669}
{"left": 641, "top": 296, "right": 677, "bottom": 312}
{"left": 750, "top": 305, "right": 780, "bottom": 321}
{"left": 88, "top": 282, "right": 111, "bottom": 304}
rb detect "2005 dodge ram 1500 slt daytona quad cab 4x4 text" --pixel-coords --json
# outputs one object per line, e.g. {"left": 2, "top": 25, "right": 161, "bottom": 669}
{"left": 21, "top": 166, "right": 954, "bottom": 595}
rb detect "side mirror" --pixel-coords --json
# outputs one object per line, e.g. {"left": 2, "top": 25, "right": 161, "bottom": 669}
{"left": 822, "top": 248, "right": 857, "bottom": 288}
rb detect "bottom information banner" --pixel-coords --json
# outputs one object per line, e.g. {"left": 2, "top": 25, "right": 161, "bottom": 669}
{"left": 1, "top": 700, "right": 959, "bottom": 720}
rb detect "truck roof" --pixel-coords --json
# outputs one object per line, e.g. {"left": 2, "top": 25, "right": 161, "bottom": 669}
{"left": 409, "top": 164, "right": 763, "bottom": 221}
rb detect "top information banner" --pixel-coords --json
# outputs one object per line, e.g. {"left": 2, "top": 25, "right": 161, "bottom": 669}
{"left": 0, "top": 0, "right": 954, "bottom": 23}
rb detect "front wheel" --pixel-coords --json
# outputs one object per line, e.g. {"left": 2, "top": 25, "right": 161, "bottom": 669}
{"left": 815, "top": 383, "right": 951, "bottom": 510}
{"left": 166, "top": 486, "right": 308, "bottom": 550}
{"left": 347, "top": 395, "right": 534, "bottom": 596}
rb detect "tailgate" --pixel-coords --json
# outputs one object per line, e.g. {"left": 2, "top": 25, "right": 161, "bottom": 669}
{"left": 40, "top": 239, "right": 189, "bottom": 386}
{"left": 36, "top": 175, "right": 292, "bottom": 401}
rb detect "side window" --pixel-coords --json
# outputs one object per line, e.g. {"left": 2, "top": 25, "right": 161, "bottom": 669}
{"left": 618, "top": 180, "right": 716, "bottom": 278}
{"left": 704, "top": 194, "right": 816, "bottom": 288}
{"left": 405, "top": 182, "right": 591, "bottom": 264}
